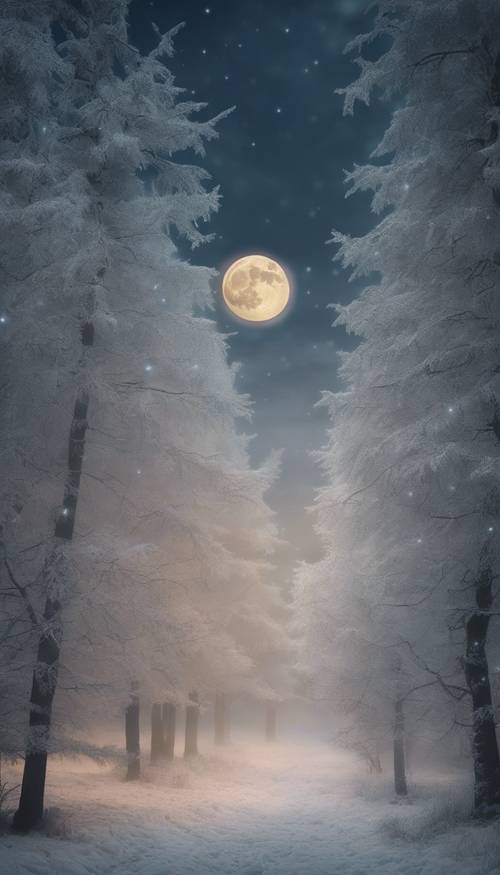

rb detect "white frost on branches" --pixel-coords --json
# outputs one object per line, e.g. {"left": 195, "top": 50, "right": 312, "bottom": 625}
{"left": 295, "top": 0, "right": 500, "bottom": 765}
{"left": 0, "top": 1, "right": 290, "bottom": 754}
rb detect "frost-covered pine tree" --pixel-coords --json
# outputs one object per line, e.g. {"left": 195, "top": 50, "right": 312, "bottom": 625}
{"left": 0, "top": 0, "right": 84, "bottom": 819}
{"left": 0, "top": 1, "right": 288, "bottom": 831}
{"left": 296, "top": 0, "right": 500, "bottom": 812}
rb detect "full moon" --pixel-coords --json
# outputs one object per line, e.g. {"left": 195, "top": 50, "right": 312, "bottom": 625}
{"left": 222, "top": 254, "right": 291, "bottom": 322}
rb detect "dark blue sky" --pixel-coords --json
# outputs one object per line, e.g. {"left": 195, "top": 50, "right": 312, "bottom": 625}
{"left": 129, "top": 0, "right": 391, "bottom": 580}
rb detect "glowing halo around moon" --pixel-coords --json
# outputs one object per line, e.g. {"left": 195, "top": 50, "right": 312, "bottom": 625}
{"left": 222, "top": 254, "right": 291, "bottom": 323}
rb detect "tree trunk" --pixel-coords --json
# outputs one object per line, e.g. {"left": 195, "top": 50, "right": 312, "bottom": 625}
{"left": 214, "top": 692, "right": 229, "bottom": 746}
{"left": 184, "top": 691, "right": 199, "bottom": 757}
{"left": 12, "top": 552, "right": 63, "bottom": 831}
{"left": 150, "top": 702, "right": 163, "bottom": 764}
{"left": 12, "top": 399, "right": 89, "bottom": 831}
{"left": 162, "top": 702, "right": 176, "bottom": 760}
{"left": 265, "top": 701, "right": 277, "bottom": 742}
{"left": 126, "top": 686, "right": 140, "bottom": 780}
{"left": 368, "top": 748, "right": 382, "bottom": 774}
{"left": 464, "top": 567, "right": 500, "bottom": 814}
{"left": 12, "top": 289, "right": 96, "bottom": 832}
{"left": 393, "top": 697, "right": 407, "bottom": 797}
{"left": 404, "top": 731, "right": 413, "bottom": 778}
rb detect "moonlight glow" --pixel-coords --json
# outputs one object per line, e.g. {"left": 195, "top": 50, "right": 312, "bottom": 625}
{"left": 222, "top": 254, "right": 291, "bottom": 322}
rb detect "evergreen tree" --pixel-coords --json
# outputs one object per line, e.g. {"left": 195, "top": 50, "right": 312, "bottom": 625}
{"left": 0, "top": 0, "right": 289, "bottom": 830}
{"left": 296, "top": 0, "right": 500, "bottom": 812}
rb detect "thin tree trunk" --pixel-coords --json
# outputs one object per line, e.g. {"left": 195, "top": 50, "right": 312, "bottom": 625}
{"left": 464, "top": 567, "right": 500, "bottom": 814}
{"left": 404, "top": 730, "right": 413, "bottom": 778}
{"left": 126, "top": 685, "right": 140, "bottom": 780}
{"left": 393, "top": 697, "right": 407, "bottom": 796}
{"left": 214, "top": 692, "right": 229, "bottom": 746}
{"left": 12, "top": 288, "right": 96, "bottom": 832}
{"left": 265, "top": 701, "right": 277, "bottom": 742}
{"left": 162, "top": 702, "right": 176, "bottom": 760}
{"left": 184, "top": 691, "right": 199, "bottom": 757}
{"left": 12, "top": 553, "right": 62, "bottom": 830}
{"left": 368, "top": 747, "right": 382, "bottom": 774}
{"left": 12, "top": 396, "right": 89, "bottom": 830}
{"left": 150, "top": 703, "right": 163, "bottom": 764}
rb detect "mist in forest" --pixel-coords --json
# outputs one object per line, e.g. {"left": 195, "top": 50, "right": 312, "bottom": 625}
{"left": 1, "top": 1, "right": 500, "bottom": 874}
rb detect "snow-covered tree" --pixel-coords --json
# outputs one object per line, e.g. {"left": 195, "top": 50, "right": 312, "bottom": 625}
{"left": 0, "top": 0, "right": 289, "bottom": 830}
{"left": 0, "top": 0, "right": 79, "bottom": 775}
{"left": 296, "top": 0, "right": 500, "bottom": 812}
{"left": 295, "top": 495, "right": 458, "bottom": 793}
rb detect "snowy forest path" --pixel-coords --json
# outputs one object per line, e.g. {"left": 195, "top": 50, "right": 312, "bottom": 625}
{"left": 0, "top": 739, "right": 495, "bottom": 875}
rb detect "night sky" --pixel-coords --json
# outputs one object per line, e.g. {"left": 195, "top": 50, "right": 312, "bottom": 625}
{"left": 129, "top": 0, "right": 392, "bottom": 584}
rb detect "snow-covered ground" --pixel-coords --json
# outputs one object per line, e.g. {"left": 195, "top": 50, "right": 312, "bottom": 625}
{"left": 1, "top": 738, "right": 499, "bottom": 875}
